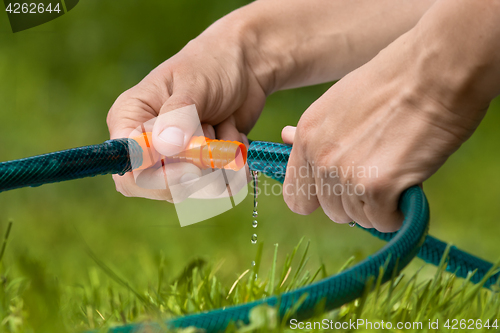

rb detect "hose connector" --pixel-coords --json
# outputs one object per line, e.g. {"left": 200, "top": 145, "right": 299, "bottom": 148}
{"left": 131, "top": 132, "right": 247, "bottom": 171}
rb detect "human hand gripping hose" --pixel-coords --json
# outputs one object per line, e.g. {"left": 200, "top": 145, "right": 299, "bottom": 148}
{"left": 0, "top": 135, "right": 499, "bottom": 333}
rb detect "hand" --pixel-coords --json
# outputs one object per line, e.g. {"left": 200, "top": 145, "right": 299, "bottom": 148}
{"left": 106, "top": 19, "right": 267, "bottom": 200}
{"left": 105, "top": 0, "right": 444, "bottom": 202}
{"left": 282, "top": 0, "right": 500, "bottom": 232}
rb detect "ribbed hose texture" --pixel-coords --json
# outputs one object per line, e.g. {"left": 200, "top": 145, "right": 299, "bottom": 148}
{"left": 0, "top": 139, "right": 497, "bottom": 333}
{"left": 0, "top": 139, "right": 142, "bottom": 193}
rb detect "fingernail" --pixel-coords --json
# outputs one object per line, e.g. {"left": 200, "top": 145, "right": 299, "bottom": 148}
{"left": 159, "top": 127, "right": 184, "bottom": 147}
{"left": 180, "top": 173, "right": 199, "bottom": 184}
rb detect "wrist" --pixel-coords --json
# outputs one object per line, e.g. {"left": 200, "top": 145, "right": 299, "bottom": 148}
{"left": 357, "top": 24, "right": 487, "bottom": 143}
{"left": 195, "top": 0, "right": 438, "bottom": 95}
{"left": 190, "top": 8, "right": 281, "bottom": 96}
{"left": 410, "top": 0, "right": 500, "bottom": 114}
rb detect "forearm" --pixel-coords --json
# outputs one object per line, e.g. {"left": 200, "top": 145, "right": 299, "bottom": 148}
{"left": 410, "top": 0, "right": 500, "bottom": 114}
{"left": 215, "top": 0, "right": 435, "bottom": 93}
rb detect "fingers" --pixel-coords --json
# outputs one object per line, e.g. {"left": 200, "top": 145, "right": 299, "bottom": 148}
{"left": 281, "top": 126, "right": 296, "bottom": 144}
{"left": 282, "top": 124, "right": 349, "bottom": 222}
{"left": 364, "top": 201, "right": 403, "bottom": 232}
{"left": 314, "top": 176, "right": 352, "bottom": 224}
{"left": 342, "top": 192, "right": 374, "bottom": 229}
{"left": 113, "top": 155, "right": 241, "bottom": 202}
{"left": 215, "top": 116, "right": 242, "bottom": 142}
{"left": 361, "top": 179, "right": 404, "bottom": 232}
{"left": 282, "top": 126, "right": 320, "bottom": 216}
{"left": 315, "top": 170, "right": 405, "bottom": 231}
{"left": 112, "top": 92, "right": 246, "bottom": 201}
{"left": 152, "top": 99, "right": 201, "bottom": 157}
{"left": 211, "top": 118, "right": 251, "bottom": 198}
{"left": 201, "top": 124, "right": 216, "bottom": 140}
{"left": 113, "top": 173, "right": 167, "bottom": 200}
{"left": 280, "top": 124, "right": 402, "bottom": 231}
{"left": 107, "top": 82, "right": 169, "bottom": 141}
{"left": 112, "top": 161, "right": 202, "bottom": 201}
{"left": 283, "top": 153, "right": 320, "bottom": 215}
{"left": 107, "top": 69, "right": 254, "bottom": 205}
{"left": 135, "top": 162, "right": 202, "bottom": 190}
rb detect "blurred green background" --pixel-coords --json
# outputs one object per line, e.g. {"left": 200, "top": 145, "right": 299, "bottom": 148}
{"left": 1, "top": 0, "right": 499, "bottom": 330}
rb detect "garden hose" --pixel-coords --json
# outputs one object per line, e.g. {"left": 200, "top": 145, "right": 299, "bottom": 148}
{"left": 0, "top": 137, "right": 498, "bottom": 333}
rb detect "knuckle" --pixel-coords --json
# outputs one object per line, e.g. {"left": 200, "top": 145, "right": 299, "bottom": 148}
{"left": 314, "top": 153, "right": 338, "bottom": 180}
{"left": 363, "top": 175, "right": 392, "bottom": 202}
{"left": 295, "top": 116, "right": 316, "bottom": 143}
{"left": 105, "top": 113, "right": 113, "bottom": 130}
{"left": 323, "top": 197, "right": 352, "bottom": 224}
{"left": 169, "top": 94, "right": 198, "bottom": 109}
{"left": 114, "top": 90, "right": 134, "bottom": 106}
{"left": 314, "top": 152, "right": 331, "bottom": 171}
{"left": 105, "top": 108, "right": 118, "bottom": 130}
{"left": 292, "top": 131, "right": 308, "bottom": 152}
{"left": 341, "top": 198, "right": 364, "bottom": 223}
{"left": 106, "top": 90, "right": 134, "bottom": 129}
{"left": 297, "top": 109, "right": 317, "bottom": 130}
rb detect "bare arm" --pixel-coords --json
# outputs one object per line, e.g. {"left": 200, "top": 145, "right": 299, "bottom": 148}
{"left": 282, "top": 0, "right": 500, "bottom": 231}
{"left": 107, "top": 0, "right": 436, "bottom": 200}
{"left": 228, "top": 0, "right": 436, "bottom": 92}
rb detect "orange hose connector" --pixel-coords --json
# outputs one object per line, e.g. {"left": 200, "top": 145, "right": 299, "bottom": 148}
{"left": 131, "top": 132, "right": 247, "bottom": 171}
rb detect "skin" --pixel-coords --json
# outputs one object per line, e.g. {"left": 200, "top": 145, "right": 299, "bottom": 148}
{"left": 107, "top": 0, "right": 434, "bottom": 200}
{"left": 282, "top": 0, "right": 500, "bottom": 231}
{"left": 107, "top": 0, "right": 500, "bottom": 231}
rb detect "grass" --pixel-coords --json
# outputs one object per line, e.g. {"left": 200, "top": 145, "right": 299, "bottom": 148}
{"left": 1, "top": 2, "right": 500, "bottom": 332}
{"left": 1, "top": 222, "right": 499, "bottom": 333}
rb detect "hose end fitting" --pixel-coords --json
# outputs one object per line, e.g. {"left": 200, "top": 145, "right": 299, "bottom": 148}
{"left": 131, "top": 132, "right": 247, "bottom": 171}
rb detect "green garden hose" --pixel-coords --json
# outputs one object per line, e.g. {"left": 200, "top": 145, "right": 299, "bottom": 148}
{"left": 0, "top": 138, "right": 498, "bottom": 333}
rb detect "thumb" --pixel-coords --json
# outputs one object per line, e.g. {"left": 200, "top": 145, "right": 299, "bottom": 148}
{"left": 281, "top": 125, "right": 297, "bottom": 144}
{"left": 152, "top": 98, "right": 202, "bottom": 156}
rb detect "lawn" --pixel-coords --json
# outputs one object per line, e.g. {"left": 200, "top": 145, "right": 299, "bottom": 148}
{"left": 1, "top": 1, "right": 500, "bottom": 332}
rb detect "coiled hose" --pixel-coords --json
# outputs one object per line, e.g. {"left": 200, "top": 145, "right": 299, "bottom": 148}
{"left": 0, "top": 139, "right": 498, "bottom": 333}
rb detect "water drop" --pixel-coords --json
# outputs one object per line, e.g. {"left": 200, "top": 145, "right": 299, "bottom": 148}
{"left": 252, "top": 170, "right": 259, "bottom": 208}
{"left": 251, "top": 234, "right": 258, "bottom": 244}
{"left": 251, "top": 170, "right": 260, "bottom": 272}
{"left": 349, "top": 221, "right": 357, "bottom": 227}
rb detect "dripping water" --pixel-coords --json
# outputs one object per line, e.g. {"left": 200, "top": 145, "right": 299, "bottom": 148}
{"left": 251, "top": 170, "right": 259, "bottom": 277}
{"left": 251, "top": 233, "right": 258, "bottom": 244}
{"left": 251, "top": 170, "right": 259, "bottom": 243}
